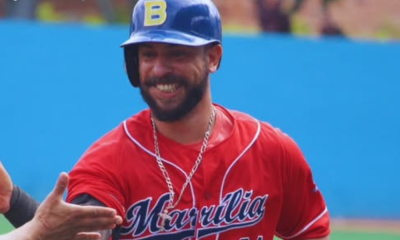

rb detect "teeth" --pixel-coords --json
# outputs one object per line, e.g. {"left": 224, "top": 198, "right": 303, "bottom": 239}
{"left": 156, "top": 84, "right": 178, "bottom": 93}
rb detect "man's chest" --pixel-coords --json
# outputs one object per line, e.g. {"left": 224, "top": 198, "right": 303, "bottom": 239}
{"left": 118, "top": 149, "right": 283, "bottom": 240}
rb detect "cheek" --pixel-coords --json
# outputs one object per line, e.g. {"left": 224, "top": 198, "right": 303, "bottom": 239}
{"left": 138, "top": 63, "right": 149, "bottom": 82}
{"left": 184, "top": 61, "right": 206, "bottom": 79}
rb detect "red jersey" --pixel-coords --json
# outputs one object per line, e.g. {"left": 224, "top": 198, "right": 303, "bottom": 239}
{"left": 67, "top": 105, "right": 330, "bottom": 240}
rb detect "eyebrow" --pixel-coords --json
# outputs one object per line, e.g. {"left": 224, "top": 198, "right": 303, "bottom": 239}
{"left": 140, "top": 43, "right": 153, "bottom": 49}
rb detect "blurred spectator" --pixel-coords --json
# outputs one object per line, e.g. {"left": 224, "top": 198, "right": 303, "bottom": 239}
{"left": 320, "top": 8, "right": 345, "bottom": 37}
{"left": 256, "top": 0, "right": 291, "bottom": 33}
{"left": 1, "top": 0, "right": 137, "bottom": 24}
{"left": 320, "top": 16, "right": 344, "bottom": 36}
{"left": 97, "top": 0, "right": 116, "bottom": 23}
{"left": 4, "top": 0, "right": 38, "bottom": 20}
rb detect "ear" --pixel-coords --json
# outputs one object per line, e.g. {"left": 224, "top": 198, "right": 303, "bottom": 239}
{"left": 207, "top": 44, "right": 223, "bottom": 73}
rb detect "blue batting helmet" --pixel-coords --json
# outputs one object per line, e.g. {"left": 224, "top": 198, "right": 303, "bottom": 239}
{"left": 121, "top": 0, "right": 223, "bottom": 87}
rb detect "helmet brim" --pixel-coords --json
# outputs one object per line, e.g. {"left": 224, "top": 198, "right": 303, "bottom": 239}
{"left": 120, "top": 29, "right": 219, "bottom": 47}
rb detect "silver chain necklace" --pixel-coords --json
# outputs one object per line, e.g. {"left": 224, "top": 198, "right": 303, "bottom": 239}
{"left": 150, "top": 107, "right": 216, "bottom": 232}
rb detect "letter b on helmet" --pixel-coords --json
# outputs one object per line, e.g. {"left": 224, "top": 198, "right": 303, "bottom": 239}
{"left": 144, "top": 0, "right": 167, "bottom": 26}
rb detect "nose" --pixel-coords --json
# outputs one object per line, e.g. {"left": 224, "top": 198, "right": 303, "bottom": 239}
{"left": 151, "top": 56, "right": 172, "bottom": 78}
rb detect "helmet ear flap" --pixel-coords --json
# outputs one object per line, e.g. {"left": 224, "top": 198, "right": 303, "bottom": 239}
{"left": 124, "top": 45, "right": 140, "bottom": 87}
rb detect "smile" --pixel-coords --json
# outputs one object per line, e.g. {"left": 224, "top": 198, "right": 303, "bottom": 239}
{"left": 156, "top": 84, "right": 179, "bottom": 93}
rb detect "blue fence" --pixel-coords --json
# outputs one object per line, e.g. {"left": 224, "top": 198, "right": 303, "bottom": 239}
{"left": 0, "top": 21, "right": 399, "bottom": 219}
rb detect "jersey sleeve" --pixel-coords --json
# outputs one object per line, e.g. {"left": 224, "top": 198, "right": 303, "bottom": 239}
{"left": 66, "top": 127, "right": 127, "bottom": 219}
{"left": 275, "top": 131, "right": 330, "bottom": 239}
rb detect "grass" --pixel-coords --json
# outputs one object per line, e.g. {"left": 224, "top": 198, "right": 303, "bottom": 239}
{"left": 0, "top": 216, "right": 14, "bottom": 235}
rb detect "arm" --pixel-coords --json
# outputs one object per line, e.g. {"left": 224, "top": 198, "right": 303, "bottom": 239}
{"left": 0, "top": 219, "right": 45, "bottom": 240}
{"left": 66, "top": 128, "right": 128, "bottom": 238}
{"left": 0, "top": 162, "right": 13, "bottom": 213}
{"left": 0, "top": 172, "right": 122, "bottom": 240}
{"left": 274, "top": 131, "right": 330, "bottom": 240}
{"left": 71, "top": 194, "right": 122, "bottom": 240}
{"left": 4, "top": 185, "right": 40, "bottom": 228}
{"left": 0, "top": 161, "right": 39, "bottom": 228}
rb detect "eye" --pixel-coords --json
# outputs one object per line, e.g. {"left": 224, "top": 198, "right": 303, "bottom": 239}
{"left": 170, "top": 50, "right": 187, "bottom": 59}
{"left": 140, "top": 51, "right": 156, "bottom": 60}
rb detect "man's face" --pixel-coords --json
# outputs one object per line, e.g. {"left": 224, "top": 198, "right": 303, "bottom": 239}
{"left": 137, "top": 43, "right": 210, "bottom": 122}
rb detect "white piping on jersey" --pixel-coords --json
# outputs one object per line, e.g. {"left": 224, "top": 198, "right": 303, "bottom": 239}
{"left": 216, "top": 119, "right": 261, "bottom": 240}
{"left": 275, "top": 206, "right": 329, "bottom": 239}
{"left": 123, "top": 120, "right": 196, "bottom": 207}
{"left": 109, "top": 193, "right": 126, "bottom": 213}
{"left": 219, "top": 120, "right": 261, "bottom": 201}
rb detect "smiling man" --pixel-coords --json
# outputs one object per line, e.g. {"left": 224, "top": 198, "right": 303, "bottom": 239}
{"left": 66, "top": 0, "right": 331, "bottom": 239}
{"left": 4, "top": 0, "right": 331, "bottom": 239}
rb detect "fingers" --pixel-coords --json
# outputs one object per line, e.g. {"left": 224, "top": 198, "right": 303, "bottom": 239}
{"left": 87, "top": 215, "right": 122, "bottom": 228}
{"left": 73, "top": 205, "right": 119, "bottom": 218}
{"left": 115, "top": 215, "right": 123, "bottom": 225}
{"left": 50, "top": 172, "right": 69, "bottom": 199}
{"left": 74, "top": 232, "right": 101, "bottom": 240}
{"left": 76, "top": 222, "right": 116, "bottom": 233}
{"left": 75, "top": 215, "right": 122, "bottom": 232}
{"left": 73, "top": 214, "right": 122, "bottom": 233}
{"left": 0, "top": 161, "right": 12, "bottom": 184}
{"left": 67, "top": 205, "right": 122, "bottom": 232}
{"left": 0, "top": 161, "right": 13, "bottom": 214}
{"left": 0, "top": 161, "right": 7, "bottom": 176}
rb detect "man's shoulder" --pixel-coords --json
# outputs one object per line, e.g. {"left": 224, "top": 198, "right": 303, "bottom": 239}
{"left": 84, "top": 109, "right": 151, "bottom": 155}
{"left": 220, "top": 106, "right": 286, "bottom": 141}
{"left": 124, "top": 108, "right": 151, "bottom": 131}
{"left": 220, "top": 106, "right": 302, "bottom": 168}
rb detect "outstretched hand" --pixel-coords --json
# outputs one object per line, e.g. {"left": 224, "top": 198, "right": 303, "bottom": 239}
{"left": 32, "top": 172, "right": 122, "bottom": 240}
{"left": 0, "top": 162, "right": 13, "bottom": 214}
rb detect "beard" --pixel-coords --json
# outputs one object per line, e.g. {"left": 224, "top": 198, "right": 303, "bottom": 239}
{"left": 139, "top": 69, "right": 209, "bottom": 122}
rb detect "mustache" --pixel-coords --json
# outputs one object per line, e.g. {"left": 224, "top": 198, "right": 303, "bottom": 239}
{"left": 143, "top": 75, "right": 189, "bottom": 87}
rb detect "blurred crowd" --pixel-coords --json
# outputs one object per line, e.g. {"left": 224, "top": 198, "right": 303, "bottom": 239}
{"left": 254, "top": 0, "right": 344, "bottom": 37}
{"left": 0, "top": 0, "right": 399, "bottom": 41}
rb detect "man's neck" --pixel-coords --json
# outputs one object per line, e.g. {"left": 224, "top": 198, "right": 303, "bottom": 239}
{"left": 152, "top": 98, "right": 215, "bottom": 145}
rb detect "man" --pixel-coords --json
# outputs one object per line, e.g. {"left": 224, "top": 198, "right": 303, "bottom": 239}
{"left": 256, "top": 0, "right": 291, "bottom": 33}
{"left": 0, "top": 162, "right": 122, "bottom": 240}
{"left": 7, "top": 0, "right": 331, "bottom": 239}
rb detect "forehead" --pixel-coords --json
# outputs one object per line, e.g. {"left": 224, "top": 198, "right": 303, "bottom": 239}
{"left": 138, "top": 42, "right": 200, "bottom": 51}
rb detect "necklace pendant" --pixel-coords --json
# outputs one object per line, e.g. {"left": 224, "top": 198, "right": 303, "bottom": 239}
{"left": 158, "top": 209, "right": 172, "bottom": 232}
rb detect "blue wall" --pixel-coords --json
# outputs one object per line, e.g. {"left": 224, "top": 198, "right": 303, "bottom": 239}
{"left": 1, "top": 21, "right": 399, "bottom": 219}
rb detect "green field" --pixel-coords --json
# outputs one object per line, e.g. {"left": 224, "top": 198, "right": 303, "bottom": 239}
{"left": 0, "top": 215, "right": 398, "bottom": 239}
{"left": 0, "top": 216, "right": 13, "bottom": 235}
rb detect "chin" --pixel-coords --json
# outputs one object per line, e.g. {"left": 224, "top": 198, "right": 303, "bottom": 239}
{"left": 151, "top": 103, "right": 194, "bottom": 122}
